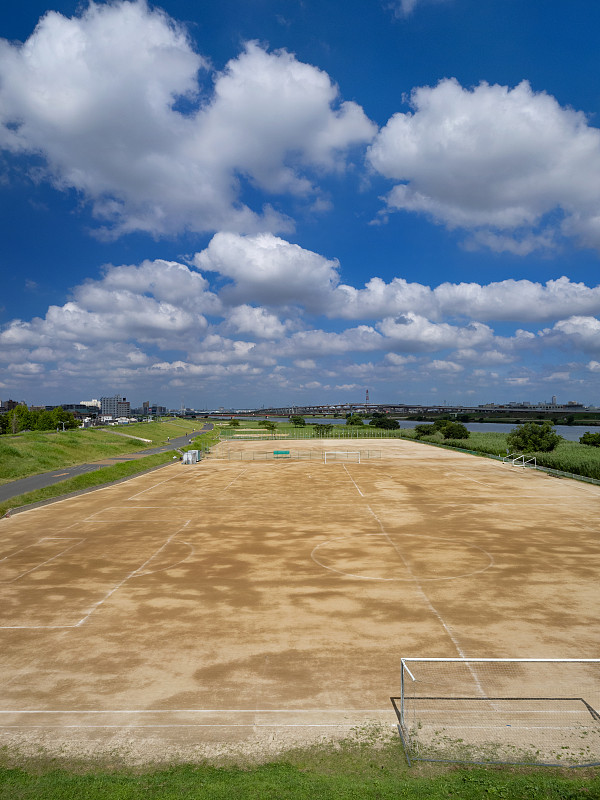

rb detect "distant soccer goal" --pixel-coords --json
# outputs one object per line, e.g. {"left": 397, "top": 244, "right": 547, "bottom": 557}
{"left": 323, "top": 451, "right": 361, "bottom": 463}
{"left": 394, "top": 658, "right": 600, "bottom": 767}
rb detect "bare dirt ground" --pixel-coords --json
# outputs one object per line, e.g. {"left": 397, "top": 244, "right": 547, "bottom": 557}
{"left": 0, "top": 438, "right": 599, "bottom": 765}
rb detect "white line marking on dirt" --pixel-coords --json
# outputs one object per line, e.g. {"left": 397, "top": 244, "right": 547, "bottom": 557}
{"left": 0, "top": 723, "right": 388, "bottom": 729}
{"left": 0, "top": 708, "right": 391, "bottom": 713}
{"left": 341, "top": 466, "right": 489, "bottom": 700}
{"left": 342, "top": 465, "right": 364, "bottom": 496}
{"left": 127, "top": 472, "right": 183, "bottom": 500}
{"left": 74, "top": 521, "right": 191, "bottom": 627}
{"left": 220, "top": 469, "right": 248, "bottom": 492}
{"left": 0, "top": 539, "right": 85, "bottom": 584}
{"left": 0, "top": 537, "right": 76, "bottom": 562}
{"left": 311, "top": 535, "right": 494, "bottom": 583}
{"left": 133, "top": 542, "right": 195, "bottom": 577}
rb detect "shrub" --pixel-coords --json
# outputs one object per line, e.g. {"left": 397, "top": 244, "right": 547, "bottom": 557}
{"left": 370, "top": 417, "right": 399, "bottom": 430}
{"left": 414, "top": 424, "right": 434, "bottom": 438}
{"left": 441, "top": 422, "right": 469, "bottom": 440}
{"left": 580, "top": 431, "right": 600, "bottom": 447}
{"left": 507, "top": 421, "right": 560, "bottom": 453}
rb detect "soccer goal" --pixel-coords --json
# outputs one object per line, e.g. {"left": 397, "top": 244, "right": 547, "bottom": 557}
{"left": 394, "top": 658, "right": 600, "bottom": 767}
{"left": 323, "top": 451, "right": 361, "bottom": 463}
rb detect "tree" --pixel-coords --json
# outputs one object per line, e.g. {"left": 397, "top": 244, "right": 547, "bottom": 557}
{"left": 261, "top": 420, "right": 277, "bottom": 433}
{"left": 346, "top": 414, "right": 364, "bottom": 426}
{"left": 580, "top": 432, "right": 600, "bottom": 447}
{"left": 314, "top": 424, "right": 333, "bottom": 437}
{"left": 6, "top": 404, "right": 33, "bottom": 434}
{"left": 414, "top": 424, "right": 435, "bottom": 438}
{"left": 290, "top": 415, "right": 306, "bottom": 427}
{"left": 227, "top": 419, "right": 240, "bottom": 427}
{"left": 507, "top": 421, "right": 560, "bottom": 453}
{"left": 440, "top": 422, "right": 469, "bottom": 440}
{"left": 50, "top": 407, "right": 77, "bottom": 430}
{"left": 370, "top": 416, "right": 399, "bottom": 430}
{"left": 35, "top": 410, "right": 56, "bottom": 430}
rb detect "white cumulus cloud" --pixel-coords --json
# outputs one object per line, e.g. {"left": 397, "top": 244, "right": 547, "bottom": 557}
{"left": 368, "top": 78, "right": 600, "bottom": 253}
{"left": 195, "top": 232, "right": 340, "bottom": 310}
{"left": 0, "top": 2, "right": 375, "bottom": 238}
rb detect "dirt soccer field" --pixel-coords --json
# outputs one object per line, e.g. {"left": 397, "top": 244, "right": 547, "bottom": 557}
{"left": 0, "top": 438, "right": 599, "bottom": 764}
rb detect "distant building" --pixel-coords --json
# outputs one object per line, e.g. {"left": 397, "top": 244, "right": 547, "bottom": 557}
{"left": 100, "top": 395, "right": 131, "bottom": 418}
{"left": 0, "top": 399, "right": 23, "bottom": 412}
{"left": 80, "top": 399, "right": 101, "bottom": 409}
{"left": 132, "top": 401, "right": 166, "bottom": 417}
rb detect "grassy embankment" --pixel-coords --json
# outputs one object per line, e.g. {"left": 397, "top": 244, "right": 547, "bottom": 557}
{"left": 1, "top": 735, "right": 599, "bottom": 799}
{"left": 0, "top": 421, "right": 220, "bottom": 516}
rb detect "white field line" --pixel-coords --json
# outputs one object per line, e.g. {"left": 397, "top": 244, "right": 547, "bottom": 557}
{"left": 0, "top": 537, "right": 78, "bottom": 562}
{"left": 134, "top": 541, "right": 195, "bottom": 577}
{"left": 0, "top": 538, "right": 84, "bottom": 584}
{"left": 0, "top": 723, "right": 392, "bottom": 729}
{"left": 0, "top": 708, "right": 391, "bottom": 714}
{"left": 219, "top": 468, "right": 248, "bottom": 493}
{"left": 311, "top": 534, "right": 494, "bottom": 583}
{"left": 1, "top": 520, "right": 193, "bottom": 629}
{"left": 127, "top": 471, "right": 185, "bottom": 500}
{"left": 447, "top": 473, "right": 494, "bottom": 488}
{"left": 341, "top": 466, "right": 364, "bottom": 497}
{"left": 341, "top": 465, "right": 489, "bottom": 702}
{"left": 73, "top": 521, "right": 191, "bottom": 627}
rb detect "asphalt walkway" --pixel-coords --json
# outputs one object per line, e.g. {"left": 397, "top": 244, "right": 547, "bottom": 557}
{"left": 0, "top": 425, "right": 212, "bottom": 503}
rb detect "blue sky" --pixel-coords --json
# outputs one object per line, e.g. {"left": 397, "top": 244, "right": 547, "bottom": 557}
{"left": 2, "top": 0, "right": 600, "bottom": 410}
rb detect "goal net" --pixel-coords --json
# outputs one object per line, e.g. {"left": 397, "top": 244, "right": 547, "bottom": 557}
{"left": 395, "top": 658, "right": 600, "bottom": 766}
{"left": 323, "top": 451, "right": 361, "bottom": 463}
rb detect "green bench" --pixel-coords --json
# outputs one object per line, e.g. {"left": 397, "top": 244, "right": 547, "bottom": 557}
{"left": 273, "top": 450, "right": 291, "bottom": 458}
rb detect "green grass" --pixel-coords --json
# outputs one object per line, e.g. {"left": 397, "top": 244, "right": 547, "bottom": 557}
{"left": 0, "top": 421, "right": 210, "bottom": 485}
{"left": 400, "top": 429, "right": 600, "bottom": 480}
{"left": 0, "top": 424, "right": 219, "bottom": 516}
{"left": 0, "top": 451, "right": 177, "bottom": 518}
{"left": 1, "top": 735, "right": 600, "bottom": 799}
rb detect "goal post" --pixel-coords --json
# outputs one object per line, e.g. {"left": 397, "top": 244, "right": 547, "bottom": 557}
{"left": 395, "top": 658, "right": 600, "bottom": 767}
{"left": 323, "top": 451, "right": 361, "bottom": 463}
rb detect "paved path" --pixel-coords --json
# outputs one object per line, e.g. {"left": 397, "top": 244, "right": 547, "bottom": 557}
{"left": 0, "top": 425, "right": 212, "bottom": 503}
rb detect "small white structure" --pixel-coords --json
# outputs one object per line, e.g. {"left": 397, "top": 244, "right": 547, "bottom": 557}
{"left": 182, "top": 450, "right": 199, "bottom": 464}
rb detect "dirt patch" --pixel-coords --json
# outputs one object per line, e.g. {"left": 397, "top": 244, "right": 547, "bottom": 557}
{"left": 0, "top": 439, "right": 599, "bottom": 765}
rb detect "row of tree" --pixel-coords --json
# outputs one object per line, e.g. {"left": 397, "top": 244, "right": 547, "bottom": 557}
{"left": 0, "top": 404, "right": 78, "bottom": 435}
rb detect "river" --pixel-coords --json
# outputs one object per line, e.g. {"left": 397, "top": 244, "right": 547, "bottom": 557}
{"left": 301, "top": 417, "right": 596, "bottom": 442}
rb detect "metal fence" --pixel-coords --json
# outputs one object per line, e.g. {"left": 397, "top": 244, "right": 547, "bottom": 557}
{"left": 213, "top": 448, "right": 382, "bottom": 461}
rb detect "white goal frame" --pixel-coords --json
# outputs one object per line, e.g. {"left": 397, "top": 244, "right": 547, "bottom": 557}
{"left": 396, "top": 658, "right": 600, "bottom": 767}
{"left": 323, "top": 451, "right": 361, "bottom": 463}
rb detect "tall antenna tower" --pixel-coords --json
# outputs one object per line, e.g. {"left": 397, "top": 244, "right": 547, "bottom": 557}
{"left": 365, "top": 388, "right": 370, "bottom": 406}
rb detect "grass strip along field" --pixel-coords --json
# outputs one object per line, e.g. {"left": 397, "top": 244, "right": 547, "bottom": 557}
{"left": 0, "top": 420, "right": 205, "bottom": 485}
{"left": 1, "top": 749, "right": 600, "bottom": 799}
{"left": 0, "top": 450, "right": 176, "bottom": 518}
{"left": 0, "top": 421, "right": 220, "bottom": 516}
